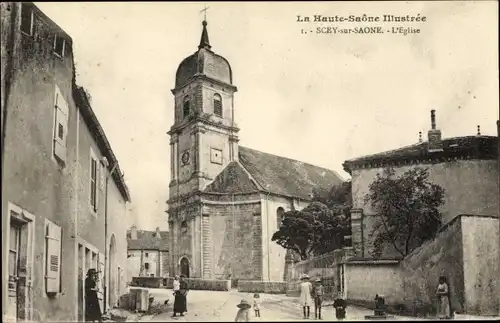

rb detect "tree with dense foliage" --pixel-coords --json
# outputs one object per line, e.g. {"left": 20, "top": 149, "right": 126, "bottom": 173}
{"left": 365, "top": 167, "right": 445, "bottom": 257}
{"left": 271, "top": 181, "right": 352, "bottom": 260}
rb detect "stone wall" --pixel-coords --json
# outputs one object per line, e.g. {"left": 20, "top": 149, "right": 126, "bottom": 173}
{"left": 291, "top": 214, "right": 499, "bottom": 316}
{"left": 399, "top": 214, "right": 465, "bottom": 315}
{"left": 345, "top": 260, "right": 403, "bottom": 309}
{"left": 203, "top": 202, "right": 261, "bottom": 280}
{"left": 461, "top": 216, "right": 499, "bottom": 315}
{"left": 237, "top": 281, "right": 288, "bottom": 294}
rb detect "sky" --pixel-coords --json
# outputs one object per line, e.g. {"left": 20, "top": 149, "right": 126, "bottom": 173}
{"left": 35, "top": 1, "right": 499, "bottom": 230}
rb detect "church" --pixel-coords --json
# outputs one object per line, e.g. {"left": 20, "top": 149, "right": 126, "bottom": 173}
{"left": 167, "top": 19, "right": 343, "bottom": 282}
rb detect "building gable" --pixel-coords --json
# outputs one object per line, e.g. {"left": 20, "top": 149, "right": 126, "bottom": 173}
{"left": 203, "top": 161, "right": 259, "bottom": 194}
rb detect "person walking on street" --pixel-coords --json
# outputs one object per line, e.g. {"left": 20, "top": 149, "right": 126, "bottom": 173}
{"left": 172, "top": 275, "right": 189, "bottom": 317}
{"left": 85, "top": 269, "right": 102, "bottom": 323}
{"left": 333, "top": 297, "right": 347, "bottom": 321}
{"left": 299, "top": 274, "right": 313, "bottom": 319}
{"left": 253, "top": 293, "right": 261, "bottom": 318}
{"left": 235, "top": 299, "right": 252, "bottom": 322}
{"left": 312, "top": 278, "right": 324, "bottom": 319}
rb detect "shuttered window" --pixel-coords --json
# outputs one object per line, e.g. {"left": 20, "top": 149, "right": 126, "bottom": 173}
{"left": 53, "top": 85, "right": 69, "bottom": 164}
{"left": 213, "top": 93, "right": 222, "bottom": 117}
{"left": 45, "top": 221, "right": 62, "bottom": 294}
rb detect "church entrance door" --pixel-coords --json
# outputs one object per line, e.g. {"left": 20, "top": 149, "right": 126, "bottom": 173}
{"left": 180, "top": 257, "right": 190, "bottom": 278}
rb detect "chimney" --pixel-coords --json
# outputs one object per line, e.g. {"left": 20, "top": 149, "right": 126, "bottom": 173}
{"left": 427, "top": 110, "right": 443, "bottom": 152}
{"left": 130, "top": 225, "right": 137, "bottom": 240}
{"left": 155, "top": 226, "right": 161, "bottom": 239}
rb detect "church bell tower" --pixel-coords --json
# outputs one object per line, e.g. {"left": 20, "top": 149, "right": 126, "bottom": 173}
{"left": 167, "top": 18, "right": 240, "bottom": 276}
{"left": 168, "top": 19, "right": 239, "bottom": 198}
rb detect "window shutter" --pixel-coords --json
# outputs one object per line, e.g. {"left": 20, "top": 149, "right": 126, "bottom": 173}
{"left": 99, "top": 164, "right": 105, "bottom": 191}
{"left": 45, "top": 222, "right": 62, "bottom": 294}
{"left": 54, "top": 86, "right": 69, "bottom": 163}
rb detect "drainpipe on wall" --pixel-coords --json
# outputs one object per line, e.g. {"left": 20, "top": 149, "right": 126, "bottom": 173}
{"left": 103, "top": 161, "right": 118, "bottom": 313}
{"left": 264, "top": 191, "right": 271, "bottom": 282}
{"left": 73, "top": 102, "right": 81, "bottom": 320}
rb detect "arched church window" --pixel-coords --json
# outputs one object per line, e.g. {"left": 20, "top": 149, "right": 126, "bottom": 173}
{"left": 183, "top": 96, "right": 190, "bottom": 119}
{"left": 277, "top": 207, "right": 285, "bottom": 228}
{"left": 213, "top": 93, "right": 222, "bottom": 117}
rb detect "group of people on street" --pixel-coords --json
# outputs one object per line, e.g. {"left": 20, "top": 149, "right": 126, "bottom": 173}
{"left": 298, "top": 274, "right": 347, "bottom": 321}
{"left": 84, "top": 267, "right": 452, "bottom": 322}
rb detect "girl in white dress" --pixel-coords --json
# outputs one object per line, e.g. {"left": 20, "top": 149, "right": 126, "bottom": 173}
{"left": 299, "top": 274, "right": 313, "bottom": 319}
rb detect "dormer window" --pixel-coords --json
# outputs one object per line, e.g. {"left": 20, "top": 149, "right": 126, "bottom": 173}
{"left": 183, "top": 96, "right": 190, "bottom": 119}
{"left": 213, "top": 93, "right": 222, "bottom": 117}
{"left": 20, "top": 3, "right": 34, "bottom": 36}
{"left": 54, "top": 35, "right": 65, "bottom": 57}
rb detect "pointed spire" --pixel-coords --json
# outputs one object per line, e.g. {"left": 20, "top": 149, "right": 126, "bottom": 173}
{"left": 198, "top": 20, "right": 211, "bottom": 50}
{"left": 477, "top": 125, "right": 481, "bottom": 136}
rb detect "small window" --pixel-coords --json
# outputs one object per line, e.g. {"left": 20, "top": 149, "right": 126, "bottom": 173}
{"left": 145, "top": 252, "right": 149, "bottom": 257}
{"left": 183, "top": 96, "right": 190, "bottom": 119}
{"left": 144, "top": 263, "right": 150, "bottom": 270}
{"left": 20, "top": 4, "right": 34, "bottom": 36}
{"left": 277, "top": 207, "right": 285, "bottom": 228}
{"left": 213, "top": 93, "right": 222, "bottom": 117}
{"left": 54, "top": 35, "right": 65, "bottom": 57}
{"left": 57, "top": 123, "right": 64, "bottom": 139}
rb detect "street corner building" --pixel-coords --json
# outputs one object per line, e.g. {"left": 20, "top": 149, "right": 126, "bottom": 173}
{"left": 127, "top": 226, "right": 170, "bottom": 280}
{"left": 1, "top": 2, "right": 131, "bottom": 322}
{"left": 166, "top": 19, "right": 344, "bottom": 282}
{"left": 341, "top": 110, "right": 499, "bottom": 315}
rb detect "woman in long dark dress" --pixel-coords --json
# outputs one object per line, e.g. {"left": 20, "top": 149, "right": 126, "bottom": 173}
{"left": 85, "top": 269, "right": 102, "bottom": 322}
{"left": 172, "top": 275, "right": 189, "bottom": 317}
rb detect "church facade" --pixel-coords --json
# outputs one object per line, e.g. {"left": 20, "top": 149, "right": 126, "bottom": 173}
{"left": 167, "top": 20, "right": 343, "bottom": 282}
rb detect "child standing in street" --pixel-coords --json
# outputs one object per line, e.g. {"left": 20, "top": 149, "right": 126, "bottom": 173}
{"left": 299, "top": 274, "right": 313, "bottom": 319}
{"left": 312, "top": 278, "right": 324, "bottom": 320}
{"left": 235, "top": 299, "right": 252, "bottom": 322}
{"left": 253, "top": 293, "right": 261, "bottom": 318}
{"left": 333, "top": 297, "right": 347, "bottom": 321}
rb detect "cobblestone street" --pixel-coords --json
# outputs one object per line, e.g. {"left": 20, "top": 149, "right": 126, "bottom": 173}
{"left": 138, "top": 288, "right": 417, "bottom": 322}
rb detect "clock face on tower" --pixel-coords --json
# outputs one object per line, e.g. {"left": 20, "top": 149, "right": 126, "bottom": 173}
{"left": 181, "top": 150, "right": 190, "bottom": 165}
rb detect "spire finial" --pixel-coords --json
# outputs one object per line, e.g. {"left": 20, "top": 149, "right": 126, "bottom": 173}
{"left": 201, "top": 5, "right": 209, "bottom": 22}
{"left": 418, "top": 131, "right": 422, "bottom": 143}
{"left": 198, "top": 6, "right": 211, "bottom": 50}
{"left": 477, "top": 125, "right": 481, "bottom": 136}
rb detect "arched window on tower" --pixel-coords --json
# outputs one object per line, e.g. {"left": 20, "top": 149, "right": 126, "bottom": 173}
{"left": 183, "top": 96, "right": 190, "bottom": 119}
{"left": 277, "top": 207, "right": 285, "bottom": 229}
{"left": 180, "top": 220, "right": 188, "bottom": 234}
{"left": 213, "top": 93, "right": 222, "bottom": 117}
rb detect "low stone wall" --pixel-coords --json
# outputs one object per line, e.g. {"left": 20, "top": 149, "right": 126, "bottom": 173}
{"left": 163, "top": 277, "right": 231, "bottom": 291}
{"left": 237, "top": 281, "right": 288, "bottom": 294}
{"left": 131, "top": 277, "right": 163, "bottom": 289}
